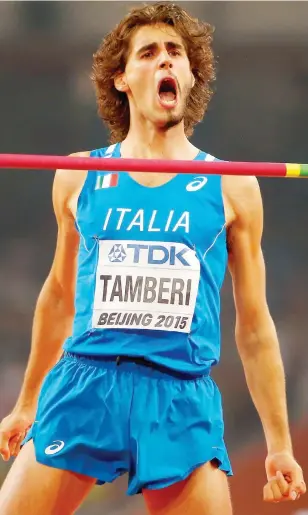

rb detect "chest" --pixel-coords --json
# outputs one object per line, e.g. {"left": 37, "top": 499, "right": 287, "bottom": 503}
{"left": 76, "top": 172, "right": 225, "bottom": 252}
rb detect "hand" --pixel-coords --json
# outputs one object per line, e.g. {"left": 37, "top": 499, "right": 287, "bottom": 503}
{"left": 0, "top": 407, "right": 35, "bottom": 461}
{"left": 264, "top": 451, "right": 306, "bottom": 503}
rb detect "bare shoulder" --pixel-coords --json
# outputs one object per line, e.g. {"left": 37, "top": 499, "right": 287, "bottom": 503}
{"left": 222, "top": 175, "right": 263, "bottom": 227}
{"left": 53, "top": 151, "right": 91, "bottom": 218}
{"left": 53, "top": 151, "right": 90, "bottom": 196}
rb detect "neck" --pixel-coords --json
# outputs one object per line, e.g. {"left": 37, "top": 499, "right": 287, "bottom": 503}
{"left": 121, "top": 119, "right": 198, "bottom": 161}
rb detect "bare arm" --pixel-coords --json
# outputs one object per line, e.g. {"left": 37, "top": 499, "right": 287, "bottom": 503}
{"left": 15, "top": 159, "right": 87, "bottom": 411}
{"left": 226, "top": 176, "right": 292, "bottom": 455}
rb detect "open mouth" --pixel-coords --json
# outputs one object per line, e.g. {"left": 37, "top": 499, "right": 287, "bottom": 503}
{"left": 158, "top": 77, "right": 178, "bottom": 108}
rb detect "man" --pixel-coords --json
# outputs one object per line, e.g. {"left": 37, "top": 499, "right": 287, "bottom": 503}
{"left": 0, "top": 3, "right": 305, "bottom": 514}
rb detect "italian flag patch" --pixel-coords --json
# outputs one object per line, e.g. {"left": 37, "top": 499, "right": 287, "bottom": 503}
{"left": 95, "top": 173, "right": 118, "bottom": 189}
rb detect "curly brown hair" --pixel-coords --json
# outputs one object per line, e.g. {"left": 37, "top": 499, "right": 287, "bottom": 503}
{"left": 92, "top": 2, "right": 215, "bottom": 144}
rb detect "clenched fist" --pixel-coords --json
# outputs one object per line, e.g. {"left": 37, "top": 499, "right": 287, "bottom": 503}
{"left": 264, "top": 451, "right": 306, "bottom": 503}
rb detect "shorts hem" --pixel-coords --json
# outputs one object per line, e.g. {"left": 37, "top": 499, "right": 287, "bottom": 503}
{"left": 31, "top": 442, "right": 122, "bottom": 486}
{"left": 128, "top": 452, "right": 232, "bottom": 496}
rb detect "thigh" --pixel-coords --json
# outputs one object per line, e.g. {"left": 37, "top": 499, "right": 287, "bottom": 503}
{"left": 143, "top": 461, "right": 232, "bottom": 515}
{"left": 0, "top": 441, "right": 96, "bottom": 515}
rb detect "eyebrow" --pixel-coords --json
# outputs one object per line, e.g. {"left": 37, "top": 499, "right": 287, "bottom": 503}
{"left": 136, "top": 41, "right": 184, "bottom": 56}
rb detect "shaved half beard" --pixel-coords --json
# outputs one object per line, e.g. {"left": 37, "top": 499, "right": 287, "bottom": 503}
{"left": 159, "top": 86, "right": 190, "bottom": 131}
{"left": 161, "top": 113, "right": 184, "bottom": 131}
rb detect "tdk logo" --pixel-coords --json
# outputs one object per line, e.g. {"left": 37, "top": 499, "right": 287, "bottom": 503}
{"left": 127, "top": 243, "right": 190, "bottom": 266}
{"left": 108, "top": 244, "right": 127, "bottom": 263}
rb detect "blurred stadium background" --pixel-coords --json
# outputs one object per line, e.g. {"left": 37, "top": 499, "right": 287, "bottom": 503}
{"left": 0, "top": 1, "right": 308, "bottom": 514}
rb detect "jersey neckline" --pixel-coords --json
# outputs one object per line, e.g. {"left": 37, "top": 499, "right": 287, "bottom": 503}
{"left": 112, "top": 142, "right": 206, "bottom": 191}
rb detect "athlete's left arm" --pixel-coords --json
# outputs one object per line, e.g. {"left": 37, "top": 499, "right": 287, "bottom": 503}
{"left": 227, "top": 176, "right": 305, "bottom": 502}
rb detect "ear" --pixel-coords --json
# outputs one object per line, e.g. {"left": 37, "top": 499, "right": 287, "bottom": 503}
{"left": 114, "top": 72, "right": 129, "bottom": 93}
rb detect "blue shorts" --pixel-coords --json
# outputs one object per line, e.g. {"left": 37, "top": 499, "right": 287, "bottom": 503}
{"left": 24, "top": 352, "right": 232, "bottom": 495}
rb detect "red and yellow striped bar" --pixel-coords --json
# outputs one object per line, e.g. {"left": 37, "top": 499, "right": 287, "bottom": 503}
{"left": 0, "top": 153, "right": 308, "bottom": 177}
{"left": 286, "top": 163, "right": 308, "bottom": 177}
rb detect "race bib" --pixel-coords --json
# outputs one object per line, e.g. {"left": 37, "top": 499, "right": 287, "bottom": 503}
{"left": 92, "top": 240, "right": 200, "bottom": 333}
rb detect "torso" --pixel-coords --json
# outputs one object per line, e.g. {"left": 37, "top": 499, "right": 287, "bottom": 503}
{"left": 62, "top": 144, "right": 231, "bottom": 374}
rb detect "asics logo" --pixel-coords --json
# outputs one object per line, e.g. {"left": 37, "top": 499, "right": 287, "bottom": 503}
{"left": 45, "top": 440, "right": 65, "bottom": 455}
{"left": 186, "top": 176, "right": 208, "bottom": 192}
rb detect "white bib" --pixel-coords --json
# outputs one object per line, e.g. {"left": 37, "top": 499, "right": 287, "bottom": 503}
{"left": 92, "top": 240, "right": 200, "bottom": 333}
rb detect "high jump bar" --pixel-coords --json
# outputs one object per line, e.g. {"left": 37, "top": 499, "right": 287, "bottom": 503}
{"left": 0, "top": 154, "right": 307, "bottom": 177}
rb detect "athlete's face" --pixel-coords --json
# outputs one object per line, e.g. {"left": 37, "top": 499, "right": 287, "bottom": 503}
{"left": 116, "top": 24, "right": 194, "bottom": 130}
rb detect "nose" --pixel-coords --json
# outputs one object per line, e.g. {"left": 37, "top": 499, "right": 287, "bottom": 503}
{"left": 158, "top": 51, "right": 173, "bottom": 70}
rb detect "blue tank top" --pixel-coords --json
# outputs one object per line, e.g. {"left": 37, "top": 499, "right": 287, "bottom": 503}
{"left": 63, "top": 143, "right": 227, "bottom": 376}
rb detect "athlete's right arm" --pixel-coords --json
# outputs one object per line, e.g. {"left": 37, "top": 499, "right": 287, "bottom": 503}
{"left": 16, "top": 167, "right": 81, "bottom": 408}
{"left": 0, "top": 153, "right": 88, "bottom": 461}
